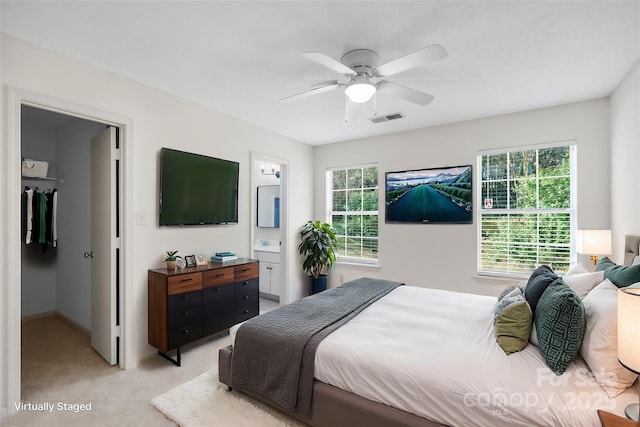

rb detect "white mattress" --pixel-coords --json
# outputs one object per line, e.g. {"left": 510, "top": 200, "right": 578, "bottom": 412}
{"left": 313, "top": 286, "right": 639, "bottom": 427}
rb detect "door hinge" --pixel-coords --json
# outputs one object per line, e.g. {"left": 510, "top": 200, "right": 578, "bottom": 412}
{"left": 114, "top": 148, "right": 121, "bottom": 161}
{"left": 114, "top": 325, "right": 121, "bottom": 338}
{"left": 115, "top": 237, "right": 121, "bottom": 249}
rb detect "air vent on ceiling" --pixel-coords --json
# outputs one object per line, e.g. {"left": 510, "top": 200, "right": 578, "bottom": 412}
{"left": 369, "top": 112, "right": 405, "bottom": 123}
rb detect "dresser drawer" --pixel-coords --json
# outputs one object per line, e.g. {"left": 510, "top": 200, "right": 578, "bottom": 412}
{"left": 203, "top": 300, "right": 234, "bottom": 320}
{"left": 235, "top": 304, "right": 259, "bottom": 323}
{"left": 203, "top": 313, "right": 235, "bottom": 336}
{"left": 234, "top": 277, "right": 259, "bottom": 296}
{"left": 168, "top": 273, "right": 202, "bottom": 295}
{"left": 167, "top": 290, "right": 202, "bottom": 313}
{"left": 202, "top": 267, "right": 234, "bottom": 288}
{"left": 234, "top": 292, "right": 259, "bottom": 310}
{"left": 234, "top": 263, "right": 259, "bottom": 281}
{"left": 168, "top": 322, "right": 203, "bottom": 349}
{"left": 168, "top": 306, "right": 203, "bottom": 329}
{"left": 202, "top": 282, "right": 234, "bottom": 304}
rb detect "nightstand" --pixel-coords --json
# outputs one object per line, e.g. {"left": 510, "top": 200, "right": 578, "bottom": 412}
{"left": 598, "top": 410, "right": 640, "bottom": 427}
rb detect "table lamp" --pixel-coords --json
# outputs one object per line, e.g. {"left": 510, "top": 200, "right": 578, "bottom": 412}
{"left": 577, "top": 229, "right": 612, "bottom": 267}
{"left": 618, "top": 287, "right": 640, "bottom": 421}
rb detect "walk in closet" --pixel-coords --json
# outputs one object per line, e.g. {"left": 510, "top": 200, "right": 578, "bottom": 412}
{"left": 21, "top": 105, "right": 105, "bottom": 343}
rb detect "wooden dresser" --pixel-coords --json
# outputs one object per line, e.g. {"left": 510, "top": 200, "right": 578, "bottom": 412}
{"left": 148, "top": 259, "right": 259, "bottom": 365}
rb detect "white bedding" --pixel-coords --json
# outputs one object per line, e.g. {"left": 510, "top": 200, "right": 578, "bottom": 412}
{"left": 314, "top": 286, "right": 639, "bottom": 427}
{"left": 231, "top": 286, "right": 639, "bottom": 426}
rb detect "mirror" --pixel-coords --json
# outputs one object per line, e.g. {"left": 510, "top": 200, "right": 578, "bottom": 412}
{"left": 257, "top": 185, "right": 280, "bottom": 228}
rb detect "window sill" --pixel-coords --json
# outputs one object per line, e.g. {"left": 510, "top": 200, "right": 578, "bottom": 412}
{"left": 336, "top": 260, "right": 380, "bottom": 269}
{"left": 475, "top": 272, "right": 529, "bottom": 282}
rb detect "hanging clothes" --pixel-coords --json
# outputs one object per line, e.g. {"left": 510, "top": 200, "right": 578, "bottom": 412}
{"left": 37, "top": 191, "right": 47, "bottom": 245}
{"left": 24, "top": 188, "right": 34, "bottom": 244}
{"left": 31, "top": 189, "right": 41, "bottom": 244}
{"left": 22, "top": 187, "right": 57, "bottom": 252}
{"left": 52, "top": 190, "right": 58, "bottom": 248}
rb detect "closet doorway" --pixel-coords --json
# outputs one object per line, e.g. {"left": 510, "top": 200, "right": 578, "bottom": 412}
{"left": 20, "top": 105, "right": 122, "bottom": 393}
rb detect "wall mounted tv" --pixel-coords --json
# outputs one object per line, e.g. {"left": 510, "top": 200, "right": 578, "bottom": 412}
{"left": 385, "top": 164, "right": 472, "bottom": 224}
{"left": 159, "top": 148, "right": 239, "bottom": 226}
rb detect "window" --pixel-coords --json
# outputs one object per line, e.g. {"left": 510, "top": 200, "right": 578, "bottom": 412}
{"left": 326, "top": 165, "right": 379, "bottom": 264}
{"left": 478, "top": 143, "right": 576, "bottom": 276}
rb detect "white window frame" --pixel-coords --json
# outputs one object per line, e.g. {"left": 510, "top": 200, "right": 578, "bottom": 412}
{"left": 476, "top": 141, "right": 577, "bottom": 278}
{"left": 326, "top": 163, "right": 379, "bottom": 266}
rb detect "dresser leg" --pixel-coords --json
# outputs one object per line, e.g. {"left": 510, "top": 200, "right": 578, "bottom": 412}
{"left": 158, "top": 347, "right": 181, "bottom": 366}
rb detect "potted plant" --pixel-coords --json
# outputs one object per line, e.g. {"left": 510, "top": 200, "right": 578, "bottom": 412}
{"left": 164, "top": 250, "right": 180, "bottom": 270}
{"left": 298, "top": 220, "right": 337, "bottom": 294}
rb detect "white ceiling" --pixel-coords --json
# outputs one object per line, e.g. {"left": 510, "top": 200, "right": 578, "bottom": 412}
{"left": 2, "top": 1, "right": 639, "bottom": 146}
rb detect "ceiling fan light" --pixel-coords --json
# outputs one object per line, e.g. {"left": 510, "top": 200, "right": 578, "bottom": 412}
{"left": 345, "top": 79, "right": 376, "bottom": 103}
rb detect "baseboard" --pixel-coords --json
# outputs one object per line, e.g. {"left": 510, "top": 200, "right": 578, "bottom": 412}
{"left": 21, "top": 310, "right": 90, "bottom": 336}
{"left": 259, "top": 293, "right": 279, "bottom": 302}
{"left": 54, "top": 311, "right": 90, "bottom": 336}
{"left": 21, "top": 310, "right": 56, "bottom": 322}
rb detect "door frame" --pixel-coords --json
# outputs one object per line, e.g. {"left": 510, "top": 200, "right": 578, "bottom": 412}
{"left": 250, "top": 151, "right": 289, "bottom": 305}
{"left": 2, "top": 87, "right": 134, "bottom": 417}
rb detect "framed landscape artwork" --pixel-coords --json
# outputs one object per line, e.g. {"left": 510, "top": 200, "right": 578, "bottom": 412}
{"left": 385, "top": 165, "right": 472, "bottom": 224}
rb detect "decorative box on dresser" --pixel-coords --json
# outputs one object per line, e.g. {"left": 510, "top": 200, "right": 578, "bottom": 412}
{"left": 148, "top": 259, "right": 259, "bottom": 366}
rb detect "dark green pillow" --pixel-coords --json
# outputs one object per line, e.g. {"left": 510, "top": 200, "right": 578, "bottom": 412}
{"left": 595, "top": 256, "right": 640, "bottom": 288}
{"left": 535, "top": 278, "right": 586, "bottom": 375}
{"left": 495, "top": 298, "right": 532, "bottom": 355}
{"left": 524, "top": 265, "right": 557, "bottom": 314}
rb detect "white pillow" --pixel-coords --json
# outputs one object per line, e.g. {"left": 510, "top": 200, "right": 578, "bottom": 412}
{"left": 529, "top": 322, "right": 539, "bottom": 346}
{"left": 579, "top": 279, "right": 639, "bottom": 397}
{"left": 565, "top": 263, "right": 589, "bottom": 276}
{"left": 563, "top": 264, "right": 604, "bottom": 298}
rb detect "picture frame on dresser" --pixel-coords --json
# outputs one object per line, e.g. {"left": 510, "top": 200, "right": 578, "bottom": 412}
{"left": 184, "top": 254, "right": 196, "bottom": 267}
{"left": 195, "top": 254, "right": 208, "bottom": 266}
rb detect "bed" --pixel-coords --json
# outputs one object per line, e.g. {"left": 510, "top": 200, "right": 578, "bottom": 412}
{"left": 218, "top": 238, "right": 640, "bottom": 427}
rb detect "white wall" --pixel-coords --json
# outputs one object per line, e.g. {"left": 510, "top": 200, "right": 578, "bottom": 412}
{"left": 314, "top": 99, "right": 611, "bottom": 296}
{"left": 0, "top": 34, "right": 314, "bottom": 380}
{"left": 610, "top": 60, "right": 640, "bottom": 263}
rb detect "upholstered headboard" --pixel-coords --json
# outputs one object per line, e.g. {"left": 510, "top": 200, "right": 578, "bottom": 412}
{"left": 624, "top": 234, "right": 640, "bottom": 266}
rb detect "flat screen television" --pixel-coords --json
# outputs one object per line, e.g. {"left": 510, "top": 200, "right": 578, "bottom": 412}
{"left": 159, "top": 148, "right": 239, "bottom": 226}
{"left": 385, "top": 164, "right": 472, "bottom": 224}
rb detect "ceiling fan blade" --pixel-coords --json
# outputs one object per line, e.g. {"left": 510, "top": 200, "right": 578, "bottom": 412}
{"left": 302, "top": 52, "right": 356, "bottom": 76}
{"left": 377, "top": 81, "right": 434, "bottom": 106}
{"left": 375, "top": 44, "right": 447, "bottom": 77}
{"left": 279, "top": 81, "right": 341, "bottom": 103}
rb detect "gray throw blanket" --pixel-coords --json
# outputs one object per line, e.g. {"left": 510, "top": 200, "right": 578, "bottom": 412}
{"left": 230, "top": 277, "right": 402, "bottom": 413}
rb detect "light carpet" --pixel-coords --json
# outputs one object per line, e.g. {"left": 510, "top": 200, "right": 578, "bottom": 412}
{"left": 151, "top": 367, "right": 306, "bottom": 427}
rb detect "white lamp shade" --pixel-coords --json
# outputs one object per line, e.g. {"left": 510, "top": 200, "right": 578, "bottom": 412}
{"left": 618, "top": 287, "right": 640, "bottom": 375}
{"left": 345, "top": 78, "right": 376, "bottom": 103}
{"left": 577, "top": 229, "right": 612, "bottom": 255}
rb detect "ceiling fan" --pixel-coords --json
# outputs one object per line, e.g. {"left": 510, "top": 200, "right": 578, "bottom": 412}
{"left": 280, "top": 44, "right": 447, "bottom": 108}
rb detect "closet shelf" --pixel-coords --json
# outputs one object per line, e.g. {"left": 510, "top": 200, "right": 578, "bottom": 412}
{"left": 22, "top": 176, "right": 57, "bottom": 181}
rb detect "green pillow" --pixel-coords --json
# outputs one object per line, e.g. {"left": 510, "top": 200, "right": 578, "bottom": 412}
{"left": 595, "top": 256, "right": 640, "bottom": 288}
{"left": 495, "top": 298, "right": 532, "bottom": 355}
{"left": 535, "top": 278, "right": 586, "bottom": 375}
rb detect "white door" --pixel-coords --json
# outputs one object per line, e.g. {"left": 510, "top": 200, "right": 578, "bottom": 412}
{"left": 90, "top": 127, "right": 118, "bottom": 365}
{"left": 271, "top": 262, "right": 281, "bottom": 297}
{"left": 259, "top": 262, "right": 271, "bottom": 293}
